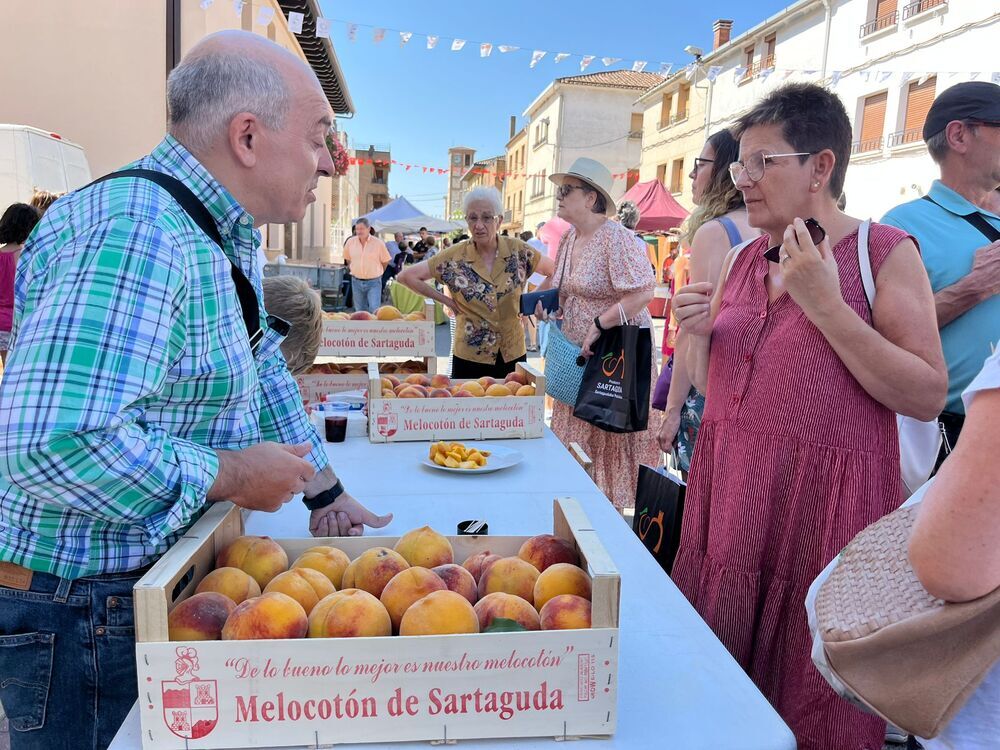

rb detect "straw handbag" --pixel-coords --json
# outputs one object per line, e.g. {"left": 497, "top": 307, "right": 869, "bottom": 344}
{"left": 807, "top": 481, "right": 1000, "bottom": 738}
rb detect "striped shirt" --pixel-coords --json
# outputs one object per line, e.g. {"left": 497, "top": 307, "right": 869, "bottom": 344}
{"left": 0, "top": 136, "right": 329, "bottom": 580}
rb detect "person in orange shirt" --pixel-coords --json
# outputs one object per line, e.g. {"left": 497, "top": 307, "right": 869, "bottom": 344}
{"left": 343, "top": 218, "right": 390, "bottom": 312}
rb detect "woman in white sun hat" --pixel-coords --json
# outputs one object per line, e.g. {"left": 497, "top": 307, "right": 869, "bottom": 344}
{"left": 535, "top": 157, "right": 659, "bottom": 510}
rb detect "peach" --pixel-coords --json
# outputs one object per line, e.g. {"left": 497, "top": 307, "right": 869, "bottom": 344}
{"left": 504, "top": 371, "right": 529, "bottom": 387}
{"left": 380, "top": 376, "right": 396, "bottom": 391}
{"left": 478, "top": 377, "right": 497, "bottom": 387}
{"left": 461, "top": 550, "right": 502, "bottom": 583}
{"left": 393, "top": 526, "right": 454, "bottom": 568}
{"left": 515, "top": 385, "right": 536, "bottom": 397}
{"left": 292, "top": 546, "right": 351, "bottom": 589}
{"left": 352, "top": 547, "right": 410, "bottom": 598}
{"left": 485, "top": 383, "right": 512, "bottom": 397}
{"left": 539, "top": 594, "right": 592, "bottom": 630}
{"left": 168, "top": 592, "right": 236, "bottom": 641}
{"left": 404, "top": 311, "right": 425, "bottom": 321}
{"left": 533, "top": 563, "right": 592, "bottom": 611}
{"left": 404, "top": 374, "right": 432, "bottom": 387}
{"left": 459, "top": 381, "right": 485, "bottom": 397}
{"left": 350, "top": 311, "right": 375, "bottom": 320}
{"left": 430, "top": 374, "right": 451, "bottom": 389}
{"left": 308, "top": 589, "right": 392, "bottom": 638}
{"left": 381, "top": 390, "right": 396, "bottom": 399}
{"left": 215, "top": 536, "right": 289, "bottom": 589}
{"left": 380, "top": 567, "right": 448, "bottom": 632}
{"left": 448, "top": 385, "right": 462, "bottom": 395}
{"left": 431, "top": 564, "right": 479, "bottom": 605}
{"left": 473, "top": 592, "right": 541, "bottom": 632}
{"left": 263, "top": 568, "right": 336, "bottom": 615}
{"left": 428, "top": 388, "right": 452, "bottom": 398}
{"left": 341, "top": 558, "right": 358, "bottom": 589}
{"left": 453, "top": 390, "right": 474, "bottom": 398}
{"left": 518, "top": 534, "right": 580, "bottom": 572}
{"left": 375, "top": 305, "right": 403, "bottom": 321}
{"left": 397, "top": 387, "right": 425, "bottom": 398}
{"left": 399, "top": 590, "right": 479, "bottom": 636}
{"left": 383, "top": 374, "right": 401, "bottom": 388}
{"left": 221, "top": 592, "right": 308, "bottom": 640}
{"left": 477, "top": 557, "right": 540, "bottom": 606}
{"left": 195, "top": 566, "right": 261, "bottom": 604}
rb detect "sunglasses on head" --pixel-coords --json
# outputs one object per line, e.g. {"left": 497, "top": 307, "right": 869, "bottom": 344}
{"left": 764, "top": 218, "right": 826, "bottom": 263}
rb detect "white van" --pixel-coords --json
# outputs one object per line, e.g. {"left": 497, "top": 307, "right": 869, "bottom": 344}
{"left": 0, "top": 124, "right": 92, "bottom": 210}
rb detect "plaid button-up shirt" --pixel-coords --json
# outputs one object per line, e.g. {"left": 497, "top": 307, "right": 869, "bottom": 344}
{"left": 0, "top": 136, "right": 329, "bottom": 579}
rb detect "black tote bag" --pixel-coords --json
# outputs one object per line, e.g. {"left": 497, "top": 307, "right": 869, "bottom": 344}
{"left": 572, "top": 306, "right": 652, "bottom": 433}
{"left": 632, "top": 464, "right": 686, "bottom": 574}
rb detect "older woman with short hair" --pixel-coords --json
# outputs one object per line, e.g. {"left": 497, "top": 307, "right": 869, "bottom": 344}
{"left": 262, "top": 275, "right": 323, "bottom": 375}
{"left": 398, "top": 186, "right": 555, "bottom": 379}
{"left": 671, "top": 83, "right": 948, "bottom": 749}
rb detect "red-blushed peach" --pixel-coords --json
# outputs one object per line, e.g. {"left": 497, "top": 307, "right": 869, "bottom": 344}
{"left": 532, "top": 563, "right": 592, "bottom": 611}
{"left": 428, "top": 388, "right": 452, "bottom": 398}
{"left": 398, "top": 590, "right": 479, "bottom": 636}
{"left": 393, "top": 526, "right": 454, "bottom": 568}
{"left": 380, "top": 567, "right": 448, "bottom": 632}
{"left": 351, "top": 547, "right": 410, "bottom": 598}
{"left": 461, "top": 550, "right": 502, "bottom": 583}
{"left": 263, "top": 568, "right": 336, "bottom": 615}
{"left": 291, "top": 546, "right": 351, "bottom": 589}
{"left": 168, "top": 592, "right": 236, "bottom": 641}
{"left": 477, "top": 557, "right": 540, "bottom": 606}
{"left": 221, "top": 592, "right": 308, "bottom": 640}
{"left": 308, "top": 589, "right": 391, "bottom": 638}
{"left": 194, "top": 566, "right": 261, "bottom": 604}
{"left": 431, "top": 563, "right": 479, "bottom": 605}
{"left": 430, "top": 374, "right": 451, "bottom": 389}
{"left": 485, "top": 383, "right": 513, "bottom": 397}
{"left": 404, "top": 374, "right": 431, "bottom": 387}
{"left": 473, "top": 592, "right": 540, "bottom": 632}
{"left": 504, "top": 370, "right": 529, "bottom": 387}
{"left": 349, "top": 311, "right": 375, "bottom": 321}
{"left": 477, "top": 377, "right": 497, "bottom": 388}
{"left": 539, "top": 594, "right": 591, "bottom": 630}
{"left": 215, "top": 536, "right": 289, "bottom": 589}
{"left": 517, "top": 534, "right": 580, "bottom": 572}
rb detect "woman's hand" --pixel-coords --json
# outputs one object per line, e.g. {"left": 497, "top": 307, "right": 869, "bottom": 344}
{"left": 672, "top": 282, "right": 715, "bottom": 336}
{"left": 580, "top": 322, "right": 602, "bottom": 358}
{"left": 534, "top": 300, "right": 562, "bottom": 322}
{"left": 657, "top": 408, "right": 681, "bottom": 453}
{"left": 779, "top": 218, "right": 844, "bottom": 321}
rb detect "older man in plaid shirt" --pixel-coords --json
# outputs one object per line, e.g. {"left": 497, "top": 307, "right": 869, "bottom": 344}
{"left": 0, "top": 32, "right": 390, "bottom": 750}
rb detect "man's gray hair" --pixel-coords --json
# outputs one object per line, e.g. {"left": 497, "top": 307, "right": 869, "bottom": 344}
{"left": 355, "top": 217, "right": 371, "bottom": 228}
{"left": 462, "top": 186, "right": 503, "bottom": 216}
{"left": 262, "top": 276, "right": 323, "bottom": 376}
{"left": 167, "top": 52, "right": 291, "bottom": 153}
{"left": 617, "top": 200, "right": 641, "bottom": 230}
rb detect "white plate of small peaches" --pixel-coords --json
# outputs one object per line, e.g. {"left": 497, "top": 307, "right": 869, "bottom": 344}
{"left": 421, "top": 442, "right": 524, "bottom": 474}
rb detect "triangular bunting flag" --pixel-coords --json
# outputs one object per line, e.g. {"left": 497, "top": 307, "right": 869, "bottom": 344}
{"left": 498, "top": 45, "right": 519, "bottom": 53}
{"left": 602, "top": 57, "right": 621, "bottom": 67}
{"left": 346, "top": 23, "right": 357, "bottom": 41}
{"left": 734, "top": 66, "right": 747, "bottom": 81}
{"left": 451, "top": 39, "right": 466, "bottom": 51}
{"left": 256, "top": 6, "right": 274, "bottom": 25}
{"left": 918, "top": 73, "right": 932, "bottom": 84}
{"left": 899, "top": 72, "right": 913, "bottom": 84}
{"left": 400, "top": 31, "right": 413, "bottom": 47}
{"left": 530, "top": 50, "right": 546, "bottom": 68}
{"left": 287, "top": 11, "right": 303, "bottom": 34}
{"left": 232, "top": 0, "right": 245, "bottom": 16}
{"left": 877, "top": 71, "right": 892, "bottom": 83}
{"left": 992, "top": 72, "right": 1000, "bottom": 85}
{"left": 684, "top": 64, "right": 697, "bottom": 81}
{"left": 782, "top": 69, "right": 795, "bottom": 81}
{"left": 554, "top": 52, "right": 570, "bottom": 64}
{"left": 373, "top": 28, "right": 386, "bottom": 44}
{"left": 580, "top": 55, "right": 595, "bottom": 72}
{"left": 707, "top": 65, "right": 722, "bottom": 82}
{"left": 480, "top": 43, "right": 493, "bottom": 57}
{"left": 199, "top": 0, "right": 213, "bottom": 9}
{"left": 657, "top": 63, "right": 673, "bottom": 77}
{"left": 830, "top": 70, "right": 843, "bottom": 86}
{"left": 317, "top": 18, "right": 332, "bottom": 39}
{"left": 968, "top": 71, "right": 981, "bottom": 80}
{"left": 760, "top": 67, "right": 774, "bottom": 81}
{"left": 427, "top": 35, "right": 438, "bottom": 49}
{"left": 632, "top": 60, "right": 647, "bottom": 73}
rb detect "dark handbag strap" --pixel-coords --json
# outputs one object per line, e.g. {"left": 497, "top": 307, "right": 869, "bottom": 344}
{"left": 87, "top": 168, "right": 263, "bottom": 352}
{"left": 922, "top": 195, "right": 1000, "bottom": 242}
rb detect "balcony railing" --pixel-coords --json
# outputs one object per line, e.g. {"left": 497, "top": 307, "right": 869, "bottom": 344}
{"left": 739, "top": 54, "right": 775, "bottom": 84}
{"left": 903, "top": 0, "right": 947, "bottom": 20}
{"left": 628, "top": 130, "right": 642, "bottom": 139}
{"left": 851, "top": 136, "right": 884, "bottom": 154}
{"left": 671, "top": 110, "right": 689, "bottom": 125}
{"left": 859, "top": 11, "right": 898, "bottom": 38}
{"left": 887, "top": 128, "right": 923, "bottom": 147}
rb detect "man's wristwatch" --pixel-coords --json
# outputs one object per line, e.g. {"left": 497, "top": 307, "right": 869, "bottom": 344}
{"left": 303, "top": 480, "right": 347, "bottom": 511}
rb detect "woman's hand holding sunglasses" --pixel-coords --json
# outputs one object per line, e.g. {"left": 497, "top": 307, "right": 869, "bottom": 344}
{"left": 672, "top": 281, "right": 716, "bottom": 337}
{"left": 778, "top": 217, "right": 844, "bottom": 321}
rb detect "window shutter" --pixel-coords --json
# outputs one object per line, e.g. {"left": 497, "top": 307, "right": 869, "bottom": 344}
{"left": 860, "top": 92, "right": 887, "bottom": 144}
{"left": 904, "top": 77, "right": 937, "bottom": 135}
{"left": 875, "top": 0, "right": 897, "bottom": 19}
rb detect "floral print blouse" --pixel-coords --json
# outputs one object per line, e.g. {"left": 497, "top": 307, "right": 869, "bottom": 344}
{"left": 428, "top": 236, "right": 541, "bottom": 364}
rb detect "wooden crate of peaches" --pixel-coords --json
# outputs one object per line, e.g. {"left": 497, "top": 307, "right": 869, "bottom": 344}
{"left": 296, "top": 359, "right": 433, "bottom": 403}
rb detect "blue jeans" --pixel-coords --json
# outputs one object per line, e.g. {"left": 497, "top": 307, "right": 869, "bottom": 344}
{"left": 537, "top": 320, "right": 551, "bottom": 356}
{"left": 351, "top": 277, "right": 382, "bottom": 313}
{"left": 0, "top": 568, "right": 144, "bottom": 749}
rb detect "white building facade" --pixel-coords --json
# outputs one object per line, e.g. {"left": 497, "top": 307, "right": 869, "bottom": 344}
{"left": 521, "top": 71, "right": 658, "bottom": 233}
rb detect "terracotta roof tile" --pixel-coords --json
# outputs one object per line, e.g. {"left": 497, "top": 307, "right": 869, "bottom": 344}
{"left": 556, "top": 70, "right": 664, "bottom": 90}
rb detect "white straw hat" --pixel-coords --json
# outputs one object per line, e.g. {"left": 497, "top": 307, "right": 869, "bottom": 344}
{"left": 549, "top": 157, "right": 616, "bottom": 215}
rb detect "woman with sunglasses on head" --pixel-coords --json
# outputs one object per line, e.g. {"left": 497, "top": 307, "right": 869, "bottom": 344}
{"left": 397, "top": 186, "right": 555, "bottom": 379}
{"left": 534, "top": 158, "right": 658, "bottom": 511}
{"left": 656, "top": 129, "right": 759, "bottom": 472}
{"left": 670, "top": 83, "right": 947, "bottom": 750}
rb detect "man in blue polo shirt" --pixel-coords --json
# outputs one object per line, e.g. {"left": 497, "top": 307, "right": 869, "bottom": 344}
{"left": 882, "top": 81, "right": 1000, "bottom": 459}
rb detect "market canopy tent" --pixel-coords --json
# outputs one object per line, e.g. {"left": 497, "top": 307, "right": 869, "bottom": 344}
{"left": 621, "top": 180, "right": 689, "bottom": 232}
{"left": 355, "top": 197, "right": 462, "bottom": 234}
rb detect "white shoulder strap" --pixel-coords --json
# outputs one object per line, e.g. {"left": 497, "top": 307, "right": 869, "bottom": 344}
{"left": 722, "top": 237, "right": 758, "bottom": 285}
{"left": 857, "top": 219, "right": 875, "bottom": 311}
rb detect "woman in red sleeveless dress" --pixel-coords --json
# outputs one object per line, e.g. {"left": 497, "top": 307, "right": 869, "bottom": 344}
{"left": 671, "top": 84, "right": 948, "bottom": 749}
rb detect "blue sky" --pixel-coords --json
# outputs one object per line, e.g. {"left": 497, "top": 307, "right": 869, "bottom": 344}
{"left": 318, "top": 0, "right": 785, "bottom": 218}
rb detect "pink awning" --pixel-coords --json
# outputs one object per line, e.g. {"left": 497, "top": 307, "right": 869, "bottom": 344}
{"left": 621, "top": 180, "right": 689, "bottom": 232}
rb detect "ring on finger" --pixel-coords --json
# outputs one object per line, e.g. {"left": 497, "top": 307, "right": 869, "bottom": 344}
{"left": 780, "top": 254, "right": 791, "bottom": 265}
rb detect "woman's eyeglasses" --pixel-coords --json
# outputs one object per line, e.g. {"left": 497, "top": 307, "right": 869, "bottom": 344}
{"left": 693, "top": 157, "right": 714, "bottom": 171}
{"left": 466, "top": 213, "right": 496, "bottom": 225}
{"left": 556, "top": 184, "right": 589, "bottom": 200}
{"left": 729, "top": 151, "right": 815, "bottom": 185}
{"left": 764, "top": 218, "right": 826, "bottom": 263}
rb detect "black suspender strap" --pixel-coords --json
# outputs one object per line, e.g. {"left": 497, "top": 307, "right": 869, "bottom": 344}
{"left": 921, "top": 194, "right": 1000, "bottom": 243}
{"left": 87, "top": 168, "right": 263, "bottom": 352}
